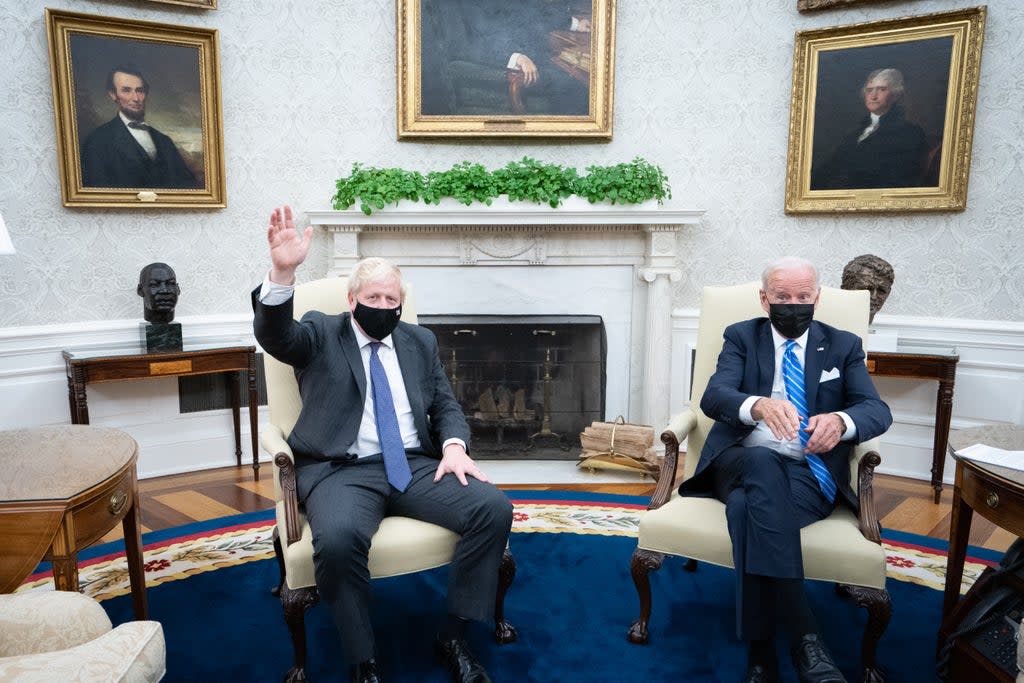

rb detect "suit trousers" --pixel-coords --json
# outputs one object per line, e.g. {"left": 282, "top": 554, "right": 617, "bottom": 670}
{"left": 710, "top": 446, "right": 834, "bottom": 640}
{"left": 300, "top": 453, "right": 513, "bottom": 663}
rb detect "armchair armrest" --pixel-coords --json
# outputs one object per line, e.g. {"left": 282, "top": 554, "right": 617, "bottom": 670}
{"left": 260, "top": 424, "right": 302, "bottom": 546}
{"left": 649, "top": 410, "right": 699, "bottom": 510}
{"left": 856, "top": 449, "right": 883, "bottom": 544}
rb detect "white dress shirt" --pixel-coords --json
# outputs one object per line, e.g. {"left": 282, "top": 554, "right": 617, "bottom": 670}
{"left": 120, "top": 112, "right": 157, "bottom": 160}
{"left": 737, "top": 326, "right": 855, "bottom": 460}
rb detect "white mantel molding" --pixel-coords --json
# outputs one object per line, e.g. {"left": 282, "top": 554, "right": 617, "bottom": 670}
{"left": 306, "top": 197, "right": 704, "bottom": 227}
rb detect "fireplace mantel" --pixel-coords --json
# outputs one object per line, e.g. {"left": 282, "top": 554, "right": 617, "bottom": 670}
{"left": 307, "top": 199, "right": 705, "bottom": 433}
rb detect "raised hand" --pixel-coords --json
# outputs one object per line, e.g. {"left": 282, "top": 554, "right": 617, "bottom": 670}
{"left": 267, "top": 205, "right": 313, "bottom": 285}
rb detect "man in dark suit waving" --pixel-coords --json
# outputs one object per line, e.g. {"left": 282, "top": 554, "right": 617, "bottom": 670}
{"left": 253, "top": 206, "right": 512, "bottom": 683}
{"left": 679, "top": 257, "right": 892, "bottom": 683}
{"left": 80, "top": 65, "right": 200, "bottom": 189}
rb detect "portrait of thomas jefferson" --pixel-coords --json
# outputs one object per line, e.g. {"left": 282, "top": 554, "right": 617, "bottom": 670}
{"left": 69, "top": 33, "right": 205, "bottom": 189}
{"left": 808, "top": 37, "right": 953, "bottom": 191}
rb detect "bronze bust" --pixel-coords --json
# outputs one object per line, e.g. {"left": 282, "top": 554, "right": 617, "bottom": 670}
{"left": 841, "top": 254, "right": 894, "bottom": 324}
{"left": 137, "top": 262, "right": 180, "bottom": 324}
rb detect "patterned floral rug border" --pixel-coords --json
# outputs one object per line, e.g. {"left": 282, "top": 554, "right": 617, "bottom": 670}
{"left": 17, "top": 500, "right": 991, "bottom": 602}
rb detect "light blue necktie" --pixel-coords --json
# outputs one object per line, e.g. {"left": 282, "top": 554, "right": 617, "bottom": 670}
{"left": 369, "top": 342, "right": 412, "bottom": 492}
{"left": 782, "top": 340, "right": 837, "bottom": 504}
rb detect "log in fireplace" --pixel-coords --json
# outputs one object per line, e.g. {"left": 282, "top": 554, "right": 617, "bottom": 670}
{"left": 421, "top": 315, "right": 605, "bottom": 460}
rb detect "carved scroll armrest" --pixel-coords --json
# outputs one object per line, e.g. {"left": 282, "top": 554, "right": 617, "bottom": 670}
{"left": 856, "top": 450, "right": 883, "bottom": 544}
{"left": 261, "top": 424, "right": 302, "bottom": 546}
{"left": 649, "top": 410, "right": 699, "bottom": 511}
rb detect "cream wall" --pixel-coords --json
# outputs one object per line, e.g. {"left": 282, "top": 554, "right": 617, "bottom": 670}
{"left": 0, "top": 0, "right": 1021, "bottom": 478}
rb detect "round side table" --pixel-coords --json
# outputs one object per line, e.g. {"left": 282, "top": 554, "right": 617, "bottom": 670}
{"left": 0, "top": 425, "right": 148, "bottom": 619}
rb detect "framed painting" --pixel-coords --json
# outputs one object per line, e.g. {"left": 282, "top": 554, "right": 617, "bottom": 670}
{"left": 396, "top": 0, "right": 616, "bottom": 139}
{"left": 784, "top": 6, "right": 986, "bottom": 214}
{"left": 797, "top": 0, "right": 915, "bottom": 11}
{"left": 144, "top": 0, "right": 217, "bottom": 8}
{"left": 45, "top": 9, "right": 226, "bottom": 208}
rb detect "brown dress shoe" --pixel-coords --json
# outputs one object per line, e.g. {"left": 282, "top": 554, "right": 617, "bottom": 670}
{"left": 435, "top": 637, "right": 492, "bottom": 683}
{"left": 790, "top": 634, "right": 847, "bottom": 683}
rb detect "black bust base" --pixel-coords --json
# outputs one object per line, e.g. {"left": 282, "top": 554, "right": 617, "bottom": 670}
{"left": 141, "top": 322, "right": 183, "bottom": 352}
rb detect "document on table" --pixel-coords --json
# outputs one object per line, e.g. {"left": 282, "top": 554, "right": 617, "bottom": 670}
{"left": 955, "top": 443, "right": 1024, "bottom": 472}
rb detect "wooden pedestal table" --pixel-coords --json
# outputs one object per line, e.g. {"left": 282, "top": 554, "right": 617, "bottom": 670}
{"left": 0, "top": 425, "right": 148, "bottom": 619}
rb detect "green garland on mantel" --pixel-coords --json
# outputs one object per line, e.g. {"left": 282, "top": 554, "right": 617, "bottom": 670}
{"left": 332, "top": 157, "right": 672, "bottom": 216}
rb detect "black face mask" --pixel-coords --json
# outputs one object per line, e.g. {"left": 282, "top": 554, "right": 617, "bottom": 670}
{"left": 353, "top": 302, "right": 402, "bottom": 341}
{"left": 768, "top": 303, "right": 815, "bottom": 339}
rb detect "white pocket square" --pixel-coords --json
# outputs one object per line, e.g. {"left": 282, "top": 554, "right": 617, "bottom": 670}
{"left": 819, "top": 367, "right": 840, "bottom": 382}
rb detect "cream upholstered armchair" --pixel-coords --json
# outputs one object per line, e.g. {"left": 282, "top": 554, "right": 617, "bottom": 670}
{"left": 0, "top": 591, "right": 165, "bottom": 682}
{"left": 627, "top": 282, "right": 890, "bottom": 683}
{"left": 259, "top": 277, "right": 517, "bottom": 682}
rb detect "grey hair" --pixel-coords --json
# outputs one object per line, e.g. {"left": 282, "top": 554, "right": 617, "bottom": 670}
{"left": 347, "top": 257, "right": 406, "bottom": 301}
{"left": 761, "top": 256, "right": 819, "bottom": 290}
{"left": 863, "top": 68, "right": 906, "bottom": 100}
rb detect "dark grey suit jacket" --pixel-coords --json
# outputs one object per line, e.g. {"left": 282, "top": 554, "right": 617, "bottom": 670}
{"left": 680, "top": 318, "right": 892, "bottom": 512}
{"left": 80, "top": 116, "right": 199, "bottom": 189}
{"left": 252, "top": 287, "right": 470, "bottom": 500}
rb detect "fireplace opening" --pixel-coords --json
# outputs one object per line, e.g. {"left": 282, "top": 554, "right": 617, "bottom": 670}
{"left": 420, "top": 315, "right": 606, "bottom": 460}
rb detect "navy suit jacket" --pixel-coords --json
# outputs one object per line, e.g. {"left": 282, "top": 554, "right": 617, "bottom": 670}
{"left": 80, "top": 116, "right": 199, "bottom": 189}
{"left": 252, "top": 288, "right": 470, "bottom": 501}
{"left": 680, "top": 318, "right": 892, "bottom": 512}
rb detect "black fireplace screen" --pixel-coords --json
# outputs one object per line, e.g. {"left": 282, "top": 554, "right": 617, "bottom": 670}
{"left": 420, "top": 315, "right": 606, "bottom": 460}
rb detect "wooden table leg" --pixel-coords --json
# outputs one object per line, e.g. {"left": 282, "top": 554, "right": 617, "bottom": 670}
{"left": 942, "top": 484, "right": 972, "bottom": 619}
{"left": 247, "top": 355, "right": 260, "bottom": 481}
{"left": 122, "top": 476, "right": 148, "bottom": 620}
{"left": 930, "top": 375, "right": 957, "bottom": 504}
{"left": 228, "top": 371, "right": 242, "bottom": 467}
{"left": 49, "top": 518, "right": 79, "bottom": 592}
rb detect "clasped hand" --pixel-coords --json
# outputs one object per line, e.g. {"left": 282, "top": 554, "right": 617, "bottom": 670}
{"left": 751, "top": 398, "right": 844, "bottom": 453}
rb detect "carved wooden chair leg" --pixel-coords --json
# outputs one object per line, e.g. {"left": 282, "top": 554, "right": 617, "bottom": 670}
{"left": 271, "top": 527, "right": 286, "bottom": 597}
{"left": 280, "top": 582, "right": 319, "bottom": 683}
{"left": 627, "top": 548, "right": 665, "bottom": 644}
{"left": 493, "top": 548, "right": 518, "bottom": 643}
{"left": 838, "top": 584, "right": 891, "bottom": 683}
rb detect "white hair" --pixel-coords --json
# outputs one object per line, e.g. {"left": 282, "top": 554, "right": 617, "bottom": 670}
{"left": 761, "top": 256, "right": 819, "bottom": 289}
{"left": 347, "top": 257, "right": 406, "bottom": 301}
{"left": 864, "top": 68, "right": 906, "bottom": 100}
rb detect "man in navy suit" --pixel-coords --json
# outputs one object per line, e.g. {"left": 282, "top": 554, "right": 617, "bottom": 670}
{"left": 253, "top": 206, "right": 512, "bottom": 683}
{"left": 679, "top": 257, "right": 892, "bottom": 683}
{"left": 79, "top": 66, "right": 199, "bottom": 189}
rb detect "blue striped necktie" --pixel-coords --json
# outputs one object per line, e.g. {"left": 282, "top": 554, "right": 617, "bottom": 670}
{"left": 369, "top": 342, "right": 412, "bottom": 492}
{"left": 782, "top": 339, "right": 837, "bottom": 503}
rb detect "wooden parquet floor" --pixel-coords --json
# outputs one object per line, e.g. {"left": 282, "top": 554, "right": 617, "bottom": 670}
{"left": 102, "top": 461, "right": 1013, "bottom": 554}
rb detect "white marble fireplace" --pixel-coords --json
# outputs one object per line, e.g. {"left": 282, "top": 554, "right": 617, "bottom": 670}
{"left": 307, "top": 198, "right": 704, "bottom": 438}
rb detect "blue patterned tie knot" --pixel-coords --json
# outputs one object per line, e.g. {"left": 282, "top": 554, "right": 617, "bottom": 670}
{"left": 782, "top": 340, "right": 837, "bottom": 504}
{"left": 369, "top": 342, "right": 412, "bottom": 492}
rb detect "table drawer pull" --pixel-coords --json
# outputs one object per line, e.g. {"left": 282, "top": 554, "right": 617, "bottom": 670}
{"left": 986, "top": 492, "right": 1000, "bottom": 509}
{"left": 109, "top": 489, "right": 128, "bottom": 515}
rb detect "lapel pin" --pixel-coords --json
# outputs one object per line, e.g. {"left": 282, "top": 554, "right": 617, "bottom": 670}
{"left": 817, "top": 347, "right": 824, "bottom": 351}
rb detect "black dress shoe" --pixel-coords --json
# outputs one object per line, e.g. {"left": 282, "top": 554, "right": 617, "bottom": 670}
{"left": 435, "top": 637, "right": 492, "bottom": 683}
{"left": 742, "top": 663, "right": 779, "bottom": 683}
{"left": 790, "top": 634, "right": 847, "bottom": 683}
{"left": 350, "top": 658, "right": 383, "bottom": 683}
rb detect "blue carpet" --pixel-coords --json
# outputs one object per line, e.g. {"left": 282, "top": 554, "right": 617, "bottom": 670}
{"left": 93, "top": 492, "right": 989, "bottom": 682}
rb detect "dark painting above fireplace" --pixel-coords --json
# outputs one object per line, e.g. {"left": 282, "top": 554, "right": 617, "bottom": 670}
{"left": 420, "top": 315, "right": 606, "bottom": 460}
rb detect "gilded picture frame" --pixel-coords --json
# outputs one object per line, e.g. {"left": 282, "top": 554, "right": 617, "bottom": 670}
{"left": 144, "top": 0, "right": 217, "bottom": 8}
{"left": 397, "top": 0, "right": 616, "bottom": 139}
{"left": 784, "top": 6, "right": 986, "bottom": 214}
{"left": 797, "top": 0, "right": 909, "bottom": 11}
{"left": 46, "top": 9, "right": 226, "bottom": 208}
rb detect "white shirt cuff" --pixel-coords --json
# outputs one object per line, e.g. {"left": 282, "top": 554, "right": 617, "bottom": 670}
{"left": 442, "top": 437, "right": 468, "bottom": 454}
{"left": 739, "top": 395, "right": 760, "bottom": 425}
{"left": 259, "top": 271, "right": 295, "bottom": 305}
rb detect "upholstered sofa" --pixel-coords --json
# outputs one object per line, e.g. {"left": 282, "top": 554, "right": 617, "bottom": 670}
{"left": 0, "top": 591, "right": 165, "bottom": 682}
